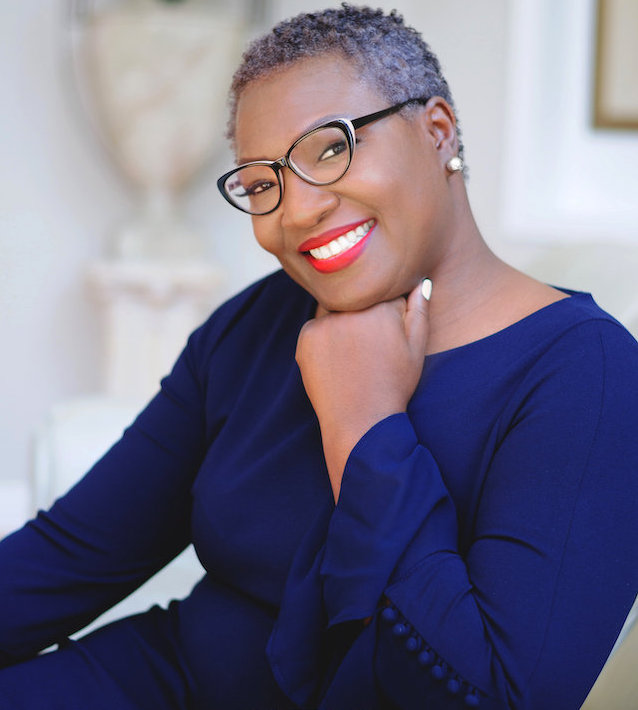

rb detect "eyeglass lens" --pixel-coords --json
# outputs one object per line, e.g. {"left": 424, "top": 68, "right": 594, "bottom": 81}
{"left": 223, "top": 125, "right": 351, "bottom": 215}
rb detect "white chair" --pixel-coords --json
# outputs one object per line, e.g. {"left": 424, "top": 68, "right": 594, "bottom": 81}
{"left": 32, "top": 394, "right": 204, "bottom": 636}
{"left": 581, "top": 599, "right": 638, "bottom": 709}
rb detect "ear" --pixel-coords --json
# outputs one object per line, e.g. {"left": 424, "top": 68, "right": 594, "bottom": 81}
{"left": 421, "top": 97, "right": 459, "bottom": 165}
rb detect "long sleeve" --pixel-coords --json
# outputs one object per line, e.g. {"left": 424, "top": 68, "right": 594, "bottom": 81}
{"left": 0, "top": 330, "right": 210, "bottom": 666}
{"left": 334, "top": 319, "right": 638, "bottom": 708}
{"left": 269, "top": 315, "right": 638, "bottom": 709}
{"left": 0, "top": 267, "right": 277, "bottom": 668}
{"left": 0, "top": 271, "right": 326, "bottom": 709}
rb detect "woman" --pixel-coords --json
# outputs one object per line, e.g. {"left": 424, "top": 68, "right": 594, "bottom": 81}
{"left": 1, "top": 5, "right": 636, "bottom": 709}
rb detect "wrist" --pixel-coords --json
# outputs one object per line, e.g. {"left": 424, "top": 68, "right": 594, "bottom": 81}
{"left": 320, "top": 407, "right": 405, "bottom": 502}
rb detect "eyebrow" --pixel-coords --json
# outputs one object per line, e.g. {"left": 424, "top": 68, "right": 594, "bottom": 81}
{"left": 236, "top": 112, "right": 347, "bottom": 166}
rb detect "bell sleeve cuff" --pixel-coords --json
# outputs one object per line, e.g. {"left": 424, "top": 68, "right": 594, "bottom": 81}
{"left": 320, "top": 413, "right": 459, "bottom": 627}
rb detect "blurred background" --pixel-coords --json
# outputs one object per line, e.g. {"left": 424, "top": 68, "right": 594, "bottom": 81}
{"left": 1, "top": 0, "right": 637, "bottom": 545}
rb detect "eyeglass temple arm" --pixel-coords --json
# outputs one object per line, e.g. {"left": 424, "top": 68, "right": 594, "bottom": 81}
{"left": 351, "top": 97, "right": 430, "bottom": 131}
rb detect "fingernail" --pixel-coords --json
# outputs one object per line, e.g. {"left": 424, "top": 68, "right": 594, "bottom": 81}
{"left": 421, "top": 278, "right": 432, "bottom": 301}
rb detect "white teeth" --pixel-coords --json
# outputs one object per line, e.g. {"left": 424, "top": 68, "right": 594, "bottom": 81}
{"left": 308, "top": 220, "right": 375, "bottom": 260}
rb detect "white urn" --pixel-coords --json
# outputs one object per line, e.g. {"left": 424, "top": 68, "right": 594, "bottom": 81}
{"left": 73, "top": 0, "right": 251, "bottom": 259}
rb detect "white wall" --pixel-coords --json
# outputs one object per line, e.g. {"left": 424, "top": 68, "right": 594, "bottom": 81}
{"left": 0, "top": 2, "right": 276, "bottom": 526}
{"left": 2, "top": 1, "right": 637, "bottom": 530}
{"left": 1, "top": 3, "right": 125, "bottom": 526}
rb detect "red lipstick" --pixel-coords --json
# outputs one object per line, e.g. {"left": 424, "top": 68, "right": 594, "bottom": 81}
{"left": 299, "top": 218, "right": 376, "bottom": 274}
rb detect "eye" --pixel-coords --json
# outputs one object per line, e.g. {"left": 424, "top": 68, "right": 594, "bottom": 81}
{"left": 237, "top": 179, "right": 277, "bottom": 197}
{"left": 318, "top": 140, "right": 348, "bottom": 162}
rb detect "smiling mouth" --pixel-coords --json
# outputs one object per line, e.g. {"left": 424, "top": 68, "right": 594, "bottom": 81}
{"left": 304, "top": 219, "right": 376, "bottom": 261}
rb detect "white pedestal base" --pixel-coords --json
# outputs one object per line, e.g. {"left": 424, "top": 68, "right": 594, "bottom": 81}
{"left": 87, "top": 259, "right": 223, "bottom": 400}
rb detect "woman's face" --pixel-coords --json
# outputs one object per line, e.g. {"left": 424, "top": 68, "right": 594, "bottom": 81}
{"left": 234, "top": 54, "right": 455, "bottom": 312}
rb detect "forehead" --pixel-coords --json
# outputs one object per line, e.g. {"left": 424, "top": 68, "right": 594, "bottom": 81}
{"left": 234, "top": 54, "right": 385, "bottom": 161}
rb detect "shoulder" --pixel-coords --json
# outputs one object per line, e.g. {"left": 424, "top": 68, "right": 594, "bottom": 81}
{"left": 183, "top": 269, "right": 313, "bottom": 373}
{"left": 430, "top": 290, "right": 637, "bottom": 388}
{"left": 498, "top": 291, "right": 638, "bottom": 432}
{"left": 485, "top": 289, "right": 638, "bottom": 372}
{"left": 443, "top": 291, "right": 638, "bottom": 440}
{"left": 529, "top": 290, "right": 638, "bottom": 374}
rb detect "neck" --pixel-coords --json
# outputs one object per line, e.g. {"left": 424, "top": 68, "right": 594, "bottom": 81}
{"left": 423, "top": 196, "right": 518, "bottom": 354}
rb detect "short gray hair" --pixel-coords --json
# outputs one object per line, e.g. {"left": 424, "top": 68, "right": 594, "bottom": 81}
{"left": 226, "top": 3, "right": 464, "bottom": 160}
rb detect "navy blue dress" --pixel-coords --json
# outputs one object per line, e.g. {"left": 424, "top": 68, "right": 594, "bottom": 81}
{"left": 1, "top": 270, "right": 637, "bottom": 709}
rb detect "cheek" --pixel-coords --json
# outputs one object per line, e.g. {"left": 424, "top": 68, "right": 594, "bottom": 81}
{"left": 251, "top": 217, "right": 282, "bottom": 256}
{"left": 356, "top": 144, "right": 427, "bottom": 212}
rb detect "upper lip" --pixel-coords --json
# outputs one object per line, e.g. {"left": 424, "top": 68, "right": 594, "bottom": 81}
{"left": 297, "top": 218, "right": 373, "bottom": 252}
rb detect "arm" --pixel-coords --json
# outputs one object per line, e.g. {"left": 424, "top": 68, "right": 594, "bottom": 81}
{"left": 293, "top": 301, "right": 638, "bottom": 708}
{"left": 0, "top": 320, "right": 210, "bottom": 666}
{"left": 295, "top": 282, "right": 428, "bottom": 502}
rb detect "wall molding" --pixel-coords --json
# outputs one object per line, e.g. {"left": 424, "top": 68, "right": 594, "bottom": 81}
{"left": 501, "top": 0, "right": 638, "bottom": 243}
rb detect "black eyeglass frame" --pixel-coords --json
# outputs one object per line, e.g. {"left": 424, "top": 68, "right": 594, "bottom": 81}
{"left": 217, "top": 96, "right": 430, "bottom": 216}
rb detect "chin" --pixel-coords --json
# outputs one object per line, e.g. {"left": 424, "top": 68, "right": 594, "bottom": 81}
{"left": 285, "top": 262, "right": 408, "bottom": 312}
{"left": 317, "top": 289, "right": 396, "bottom": 313}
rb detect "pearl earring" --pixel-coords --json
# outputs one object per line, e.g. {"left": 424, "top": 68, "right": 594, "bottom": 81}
{"left": 445, "top": 156, "right": 464, "bottom": 173}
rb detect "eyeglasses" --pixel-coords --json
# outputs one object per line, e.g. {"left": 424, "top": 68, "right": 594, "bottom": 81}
{"left": 217, "top": 97, "right": 430, "bottom": 215}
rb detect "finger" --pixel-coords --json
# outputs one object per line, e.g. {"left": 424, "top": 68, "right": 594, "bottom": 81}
{"left": 404, "top": 279, "right": 430, "bottom": 355}
{"left": 385, "top": 295, "right": 407, "bottom": 317}
{"left": 295, "top": 318, "right": 314, "bottom": 363}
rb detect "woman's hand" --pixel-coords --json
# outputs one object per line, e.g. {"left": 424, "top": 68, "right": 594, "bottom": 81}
{"left": 296, "top": 280, "right": 430, "bottom": 501}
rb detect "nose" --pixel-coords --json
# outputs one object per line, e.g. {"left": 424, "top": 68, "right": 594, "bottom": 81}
{"left": 279, "top": 169, "right": 339, "bottom": 229}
